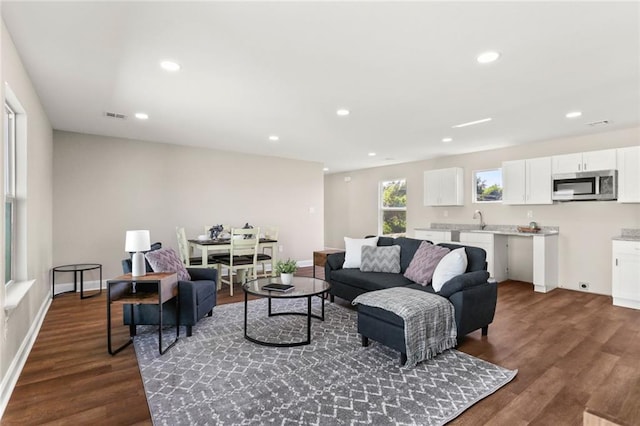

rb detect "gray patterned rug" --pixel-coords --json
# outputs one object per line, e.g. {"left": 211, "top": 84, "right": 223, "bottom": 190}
{"left": 134, "top": 298, "right": 516, "bottom": 425}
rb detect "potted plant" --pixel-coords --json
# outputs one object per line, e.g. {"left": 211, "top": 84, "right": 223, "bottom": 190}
{"left": 276, "top": 259, "right": 297, "bottom": 285}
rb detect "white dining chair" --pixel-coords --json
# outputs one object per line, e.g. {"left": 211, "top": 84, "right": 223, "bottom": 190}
{"left": 257, "top": 226, "right": 278, "bottom": 277}
{"left": 216, "top": 227, "right": 260, "bottom": 296}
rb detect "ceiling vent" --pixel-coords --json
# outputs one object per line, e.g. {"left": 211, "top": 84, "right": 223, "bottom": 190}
{"left": 104, "top": 111, "right": 127, "bottom": 120}
{"left": 586, "top": 120, "right": 610, "bottom": 127}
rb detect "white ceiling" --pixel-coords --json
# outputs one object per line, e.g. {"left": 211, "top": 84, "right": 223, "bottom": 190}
{"left": 2, "top": 1, "right": 639, "bottom": 173}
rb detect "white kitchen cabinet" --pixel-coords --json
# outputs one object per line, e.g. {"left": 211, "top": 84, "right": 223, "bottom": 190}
{"left": 414, "top": 229, "right": 454, "bottom": 244}
{"left": 502, "top": 157, "right": 552, "bottom": 205}
{"left": 459, "top": 232, "right": 508, "bottom": 282}
{"left": 612, "top": 240, "right": 640, "bottom": 309}
{"left": 423, "top": 167, "right": 464, "bottom": 206}
{"left": 552, "top": 149, "right": 616, "bottom": 173}
{"left": 617, "top": 146, "right": 640, "bottom": 203}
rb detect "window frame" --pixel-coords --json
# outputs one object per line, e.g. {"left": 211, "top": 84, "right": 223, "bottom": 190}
{"left": 378, "top": 178, "right": 407, "bottom": 236}
{"left": 472, "top": 168, "right": 503, "bottom": 204}
{"left": 4, "top": 102, "right": 16, "bottom": 285}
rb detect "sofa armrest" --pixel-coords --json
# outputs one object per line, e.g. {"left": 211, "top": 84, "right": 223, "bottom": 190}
{"left": 437, "top": 270, "right": 490, "bottom": 298}
{"left": 177, "top": 280, "right": 198, "bottom": 324}
{"left": 326, "top": 252, "right": 345, "bottom": 271}
{"left": 187, "top": 267, "right": 218, "bottom": 282}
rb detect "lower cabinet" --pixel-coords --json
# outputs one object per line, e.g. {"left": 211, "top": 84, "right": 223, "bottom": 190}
{"left": 414, "top": 229, "right": 454, "bottom": 245}
{"left": 459, "top": 232, "right": 508, "bottom": 282}
{"left": 612, "top": 240, "right": 640, "bottom": 309}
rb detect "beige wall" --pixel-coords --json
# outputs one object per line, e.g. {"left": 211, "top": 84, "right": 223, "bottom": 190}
{"left": 0, "top": 20, "right": 53, "bottom": 411}
{"left": 325, "top": 127, "right": 640, "bottom": 295}
{"left": 53, "top": 131, "right": 324, "bottom": 281}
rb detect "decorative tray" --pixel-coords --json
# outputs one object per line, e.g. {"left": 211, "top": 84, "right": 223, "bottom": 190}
{"left": 517, "top": 226, "right": 540, "bottom": 233}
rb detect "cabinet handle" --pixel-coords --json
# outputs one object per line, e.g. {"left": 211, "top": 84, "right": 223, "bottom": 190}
{"left": 584, "top": 162, "right": 587, "bottom": 170}
{"left": 578, "top": 163, "right": 581, "bottom": 171}
{"left": 616, "top": 258, "right": 618, "bottom": 266}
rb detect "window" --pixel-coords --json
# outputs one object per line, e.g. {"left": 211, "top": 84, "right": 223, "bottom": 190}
{"left": 473, "top": 169, "right": 503, "bottom": 203}
{"left": 4, "top": 103, "right": 16, "bottom": 284}
{"left": 379, "top": 179, "right": 406, "bottom": 236}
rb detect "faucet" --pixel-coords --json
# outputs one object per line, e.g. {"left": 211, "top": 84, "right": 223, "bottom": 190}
{"left": 473, "top": 210, "right": 486, "bottom": 230}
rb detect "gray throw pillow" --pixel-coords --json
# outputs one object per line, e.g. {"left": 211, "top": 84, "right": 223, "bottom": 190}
{"left": 360, "top": 245, "right": 401, "bottom": 273}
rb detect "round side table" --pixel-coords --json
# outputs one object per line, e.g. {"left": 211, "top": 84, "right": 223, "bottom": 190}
{"left": 52, "top": 263, "right": 102, "bottom": 299}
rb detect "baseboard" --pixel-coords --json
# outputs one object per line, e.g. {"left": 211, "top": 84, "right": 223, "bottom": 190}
{"left": 53, "top": 279, "right": 104, "bottom": 296}
{"left": 297, "top": 259, "right": 313, "bottom": 268}
{"left": 0, "top": 293, "right": 51, "bottom": 420}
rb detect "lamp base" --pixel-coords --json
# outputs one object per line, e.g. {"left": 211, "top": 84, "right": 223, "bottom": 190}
{"left": 131, "top": 252, "right": 146, "bottom": 277}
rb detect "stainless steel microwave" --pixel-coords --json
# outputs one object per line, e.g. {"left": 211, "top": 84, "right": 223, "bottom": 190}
{"left": 552, "top": 170, "right": 617, "bottom": 201}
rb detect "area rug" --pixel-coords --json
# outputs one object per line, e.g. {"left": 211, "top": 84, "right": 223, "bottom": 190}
{"left": 134, "top": 298, "right": 517, "bottom": 425}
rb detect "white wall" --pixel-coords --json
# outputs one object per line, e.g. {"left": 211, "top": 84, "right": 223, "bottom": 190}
{"left": 325, "top": 127, "right": 640, "bottom": 295}
{"left": 0, "top": 19, "right": 53, "bottom": 416}
{"left": 53, "top": 131, "right": 324, "bottom": 281}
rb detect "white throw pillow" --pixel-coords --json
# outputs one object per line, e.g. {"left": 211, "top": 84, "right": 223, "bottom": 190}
{"left": 343, "top": 236, "right": 379, "bottom": 269}
{"left": 432, "top": 248, "right": 468, "bottom": 292}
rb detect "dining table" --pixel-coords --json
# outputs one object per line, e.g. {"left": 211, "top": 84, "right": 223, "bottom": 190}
{"left": 187, "top": 237, "right": 279, "bottom": 276}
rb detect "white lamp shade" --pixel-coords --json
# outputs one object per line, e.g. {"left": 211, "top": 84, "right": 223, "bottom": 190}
{"left": 125, "top": 230, "right": 151, "bottom": 252}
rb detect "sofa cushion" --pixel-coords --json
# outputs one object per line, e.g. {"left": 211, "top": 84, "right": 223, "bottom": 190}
{"left": 357, "top": 284, "right": 438, "bottom": 327}
{"left": 344, "top": 236, "right": 379, "bottom": 268}
{"left": 394, "top": 237, "right": 425, "bottom": 272}
{"left": 377, "top": 236, "right": 396, "bottom": 247}
{"left": 360, "top": 245, "right": 401, "bottom": 273}
{"left": 403, "top": 241, "right": 450, "bottom": 286}
{"left": 331, "top": 268, "right": 413, "bottom": 292}
{"left": 432, "top": 248, "right": 468, "bottom": 292}
{"left": 145, "top": 248, "right": 191, "bottom": 281}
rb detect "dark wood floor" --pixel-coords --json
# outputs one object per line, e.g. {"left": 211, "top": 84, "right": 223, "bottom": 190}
{"left": 2, "top": 268, "right": 639, "bottom": 425}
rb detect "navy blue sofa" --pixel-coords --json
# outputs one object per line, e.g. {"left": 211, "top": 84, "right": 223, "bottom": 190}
{"left": 121, "top": 257, "right": 217, "bottom": 337}
{"left": 325, "top": 236, "right": 497, "bottom": 339}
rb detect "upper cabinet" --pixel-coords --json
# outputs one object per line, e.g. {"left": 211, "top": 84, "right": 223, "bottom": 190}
{"left": 424, "top": 167, "right": 464, "bottom": 206}
{"left": 617, "top": 146, "right": 640, "bottom": 203}
{"left": 552, "top": 149, "right": 617, "bottom": 173}
{"left": 502, "top": 157, "right": 552, "bottom": 205}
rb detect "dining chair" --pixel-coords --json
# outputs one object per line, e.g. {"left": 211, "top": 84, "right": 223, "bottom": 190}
{"left": 176, "top": 227, "right": 220, "bottom": 268}
{"left": 216, "top": 227, "right": 260, "bottom": 296}
{"left": 257, "top": 226, "right": 278, "bottom": 277}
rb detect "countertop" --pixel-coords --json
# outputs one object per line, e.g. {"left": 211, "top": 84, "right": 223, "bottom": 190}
{"left": 612, "top": 228, "right": 640, "bottom": 241}
{"left": 415, "top": 223, "right": 559, "bottom": 237}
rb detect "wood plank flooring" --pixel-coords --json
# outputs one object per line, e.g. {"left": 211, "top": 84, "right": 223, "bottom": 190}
{"left": 2, "top": 269, "right": 639, "bottom": 425}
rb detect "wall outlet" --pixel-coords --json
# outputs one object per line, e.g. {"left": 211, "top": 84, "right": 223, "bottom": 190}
{"left": 527, "top": 210, "right": 533, "bottom": 219}
{"left": 279, "top": 245, "right": 284, "bottom": 253}
{"left": 443, "top": 210, "right": 448, "bottom": 217}
{"left": 579, "top": 282, "right": 589, "bottom": 290}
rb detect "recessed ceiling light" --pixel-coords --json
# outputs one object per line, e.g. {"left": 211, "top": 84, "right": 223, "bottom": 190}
{"left": 442, "top": 137, "right": 453, "bottom": 143}
{"left": 477, "top": 51, "right": 500, "bottom": 64}
{"left": 268, "top": 135, "right": 279, "bottom": 141}
{"left": 336, "top": 109, "right": 350, "bottom": 116}
{"left": 323, "top": 167, "right": 329, "bottom": 172}
{"left": 134, "top": 112, "right": 149, "bottom": 120}
{"left": 160, "top": 60, "right": 181, "bottom": 72}
{"left": 566, "top": 111, "right": 582, "bottom": 118}
{"left": 452, "top": 118, "right": 492, "bottom": 128}
{"left": 368, "top": 152, "right": 376, "bottom": 157}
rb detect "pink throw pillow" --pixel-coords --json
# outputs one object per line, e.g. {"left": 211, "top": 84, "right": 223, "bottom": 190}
{"left": 145, "top": 248, "right": 191, "bottom": 281}
{"left": 403, "top": 241, "right": 450, "bottom": 286}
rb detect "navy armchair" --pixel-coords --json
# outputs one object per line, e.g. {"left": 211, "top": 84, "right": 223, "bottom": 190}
{"left": 121, "top": 258, "right": 217, "bottom": 337}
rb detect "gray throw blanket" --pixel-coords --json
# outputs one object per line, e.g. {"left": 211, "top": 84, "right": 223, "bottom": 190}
{"left": 352, "top": 287, "right": 457, "bottom": 367}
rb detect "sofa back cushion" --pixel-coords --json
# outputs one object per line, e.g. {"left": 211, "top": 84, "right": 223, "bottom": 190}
{"left": 393, "top": 237, "right": 426, "bottom": 273}
{"left": 403, "top": 241, "right": 451, "bottom": 285}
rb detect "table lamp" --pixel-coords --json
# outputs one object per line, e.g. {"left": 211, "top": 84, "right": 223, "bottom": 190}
{"left": 125, "top": 230, "right": 151, "bottom": 277}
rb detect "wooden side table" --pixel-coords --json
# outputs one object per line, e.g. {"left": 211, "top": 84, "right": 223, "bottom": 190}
{"left": 107, "top": 272, "right": 179, "bottom": 355}
{"left": 312, "top": 249, "right": 345, "bottom": 278}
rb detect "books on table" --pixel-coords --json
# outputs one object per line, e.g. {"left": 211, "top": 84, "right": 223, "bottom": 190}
{"left": 262, "top": 283, "right": 295, "bottom": 292}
